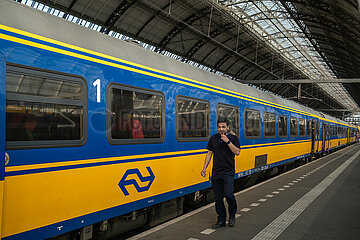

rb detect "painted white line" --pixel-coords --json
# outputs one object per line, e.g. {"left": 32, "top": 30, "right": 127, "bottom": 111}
{"left": 283, "top": 185, "right": 290, "bottom": 188}
{"left": 266, "top": 194, "right": 274, "bottom": 198}
{"left": 128, "top": 146, "right": 355, "bottom": 240}
{"left": 235, "top": 214, "right": 241, "bottom": 218}
{"left": 300, "top": 176, "right": 305, "bottom": 179}
{"left": 250, "top": 203, "right": 260, "bottom": 207}
{"left": 296, "top": 178, "right": 302, "bottom": 181}
{"left": 258, "top": 199, "right": 267, "bottom": 202}
{"left": 292, "top": 180, "right": 298, "bottom": 183}
{"left": 240, "top": 208, "right": 251, "bottom": 212}
{"left": 272, "top": 191, "right": 280, "bottom": 194}
{"left": 188, "top": 238, "right": 199, "bottom": 240}
{"left": 288, "top": 183, "right": 294, "bottom": 185}
{"left": 251, "top": 149, "right": 360, "bottom": 240}
{"left": 201, "top": 229, "right": 215, "bottom": 235}
{"left": 126, "top": 202, "right": 215, "bottom": 240}
{"left": 278, "top": 188, "right": 285, "bottom": 191}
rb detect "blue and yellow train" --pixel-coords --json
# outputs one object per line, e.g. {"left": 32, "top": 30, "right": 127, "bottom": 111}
{"left": 0, "top": 1, "right": 357, "bottom": 239}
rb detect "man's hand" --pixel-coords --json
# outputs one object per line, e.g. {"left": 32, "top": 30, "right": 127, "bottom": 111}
{"left": 220, "top": 133, "right": 229, "bottom": 143}
{"left": 201, "top": 169, "right": 206, "bottom": 177}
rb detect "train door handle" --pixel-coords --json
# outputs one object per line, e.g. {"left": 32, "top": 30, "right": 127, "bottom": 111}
{"left": 5, "top": 152, "right": 9, "bottom": 166}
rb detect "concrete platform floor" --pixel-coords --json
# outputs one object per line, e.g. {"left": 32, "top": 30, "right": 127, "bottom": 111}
{"left": 127, "top": 144, "right": 360, "bottom": 240}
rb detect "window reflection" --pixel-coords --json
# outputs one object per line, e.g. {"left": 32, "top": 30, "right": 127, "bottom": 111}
{"left": 290, "top": 117, "right": 297, "bottom": 136}
{"left": 111, "top": 88, "right": 163, "bottom": 140}
{"left": 6, "top": 101, "right": 83, "bottom": 141}
{"left": 299, "top": 118, "right": 305, "bottom": 136}
{"left": 177, "top": 98, "right": 210, "bottom": 139}
{"left": 245, "top": 109, "right": 260, "bottom": 137}
{"left": 217, "top": 105, "right": 239, "bottom": 136}
{"left": 6, "top": 72, "right": 82, "bottom": 100}
{"left": 6, "top": 68, "right": 85, "bottom": 146}
{"left": 278, "top": 115, "right": 288, "bottom": 137}
{"left": 264, "top": 112, "right": 276, "bottom": 137}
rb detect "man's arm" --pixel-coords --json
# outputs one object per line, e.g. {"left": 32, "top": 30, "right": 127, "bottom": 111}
{"left": 201, "top": 151, "right": 213, "bottom": 177}
{"left": 228, "top": 142, "right": 240, "bottom": 155}
{"left": 220, "top": 134, "right": 240, "bottom": 155}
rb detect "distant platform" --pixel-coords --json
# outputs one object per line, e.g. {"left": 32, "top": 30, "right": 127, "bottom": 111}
{"left": 127, "top": 144, "right": 360, "bottom": 240}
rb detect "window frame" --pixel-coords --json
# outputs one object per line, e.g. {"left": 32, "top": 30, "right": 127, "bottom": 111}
{"left": 278, "top": 114, "right": 288, "bottom": 138}
{"left": 107, "top": 83, "right": 165, "bottom": 145}
{"left": 5, "top": 63, "right": 88, "bottom": 149}
{"left": 216, "top": 103, "right": 240, "bottom": 137}
{"left": 244, "top": 108, "right": 261, "bottom": 139}
{"left": 176, "top": 95, "right": 210, "bottom": 142}
{"left": 263, "top": 112, "right": 276, "bottom": 138}
{"left": 290, "top": 117, "right": 298, "bottom": 137}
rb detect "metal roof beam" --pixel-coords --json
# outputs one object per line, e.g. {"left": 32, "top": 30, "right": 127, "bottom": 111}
{"left": 137, "top": 0, "right": 280, "bottom": 78}
{"left": 100, "top": 0, "right": 138, "bottom": 34}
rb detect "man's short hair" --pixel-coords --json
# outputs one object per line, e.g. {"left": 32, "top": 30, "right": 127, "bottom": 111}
{"left": 217, "top": 118, "right": 229, "bottom": 126}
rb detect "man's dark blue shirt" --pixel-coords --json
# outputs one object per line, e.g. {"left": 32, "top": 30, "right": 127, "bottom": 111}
{"left": 206, "top": 133, "right": 240, "bottom": 179}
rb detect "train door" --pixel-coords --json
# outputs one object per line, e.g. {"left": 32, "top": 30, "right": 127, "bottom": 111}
{"left": 325, "top": 124, "right": 330, "bottom": 152}
{"left": 315, "top": 121, "right": 320, "bottom": 152}
{"left": 311, "top": 120, "right": 315, "bottom": 155}
{"left": 0, "top": 55, "right": 5, "bottom": 240}
{"left": 322, "top": 123, "right": 326, "bottom": 153}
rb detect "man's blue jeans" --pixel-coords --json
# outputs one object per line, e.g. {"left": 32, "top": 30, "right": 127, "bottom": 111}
{"left": 212, "top": 175, "right": 237, "bottom": 222}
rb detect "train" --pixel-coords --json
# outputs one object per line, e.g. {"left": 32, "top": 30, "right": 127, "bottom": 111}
{"left": 0, "top": 1, "right": 357, "bottom": 239}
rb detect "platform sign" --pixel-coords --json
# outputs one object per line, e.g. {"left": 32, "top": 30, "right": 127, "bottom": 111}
{"left": 0, "top": 54, "right": 5, "bottom": 239}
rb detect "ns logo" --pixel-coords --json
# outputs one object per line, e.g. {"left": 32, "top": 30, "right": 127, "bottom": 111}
{"left": 118, "top": 167, "right": 155, "bottom": 196}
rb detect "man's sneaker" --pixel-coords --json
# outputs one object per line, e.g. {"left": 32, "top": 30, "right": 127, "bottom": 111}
{"left": 228, "top": 217, "right": 235, "bottom": 227}
{"left": 212, "top": 221, "right": 226, "bottom": 229}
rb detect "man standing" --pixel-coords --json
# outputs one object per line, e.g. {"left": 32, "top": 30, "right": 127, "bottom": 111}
{"left": 201, "top": 119, "right": 240, "bottom": 228}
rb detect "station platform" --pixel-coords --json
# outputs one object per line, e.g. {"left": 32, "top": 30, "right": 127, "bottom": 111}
{"left": 127, "top": 145, "right": 360, "bottom": 240}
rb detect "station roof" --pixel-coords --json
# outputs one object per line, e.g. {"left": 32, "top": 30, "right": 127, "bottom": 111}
{"left": 19, "top": 0, "right": 360, "bottom": 119}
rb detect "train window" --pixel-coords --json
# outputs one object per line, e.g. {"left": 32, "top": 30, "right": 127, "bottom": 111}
{"left": 299, "top": 118, "right": 305, "bottom": 136}
{"left": 290, "top": 117, "right": 297, "bottom": 136}
{"left": 278, "top": 115, "right": 288, "bottom": 137}
{"left": 315, "top": 121, "right": 319, "bottom": 135}
{"left": 330, "top": 126, "right": 333, "bottom": 136}
{"left": 340, "top": 127, "right": 343, "bottom": 137}
{"left": 176, "top": 96, "right": 210, "bottom": 141}
{"left": 306, "top": 120, "right": 311, "bottom": 137}
{"left": 326, "top": 124, "right": 329, "bottom": 135}
{"left": 244, "top": 109, "right": 261, "bottom": 138}
{"left": 217, "top": 103, "right": 239, "bottom": 137}
{"left": 264, "top": 112, "right": 276, "bottom": 138}
{"left": 108, "top": 84, "right": 164, "bottom": 144}
{"left": 5, "top": 64, "right": 87, "bottom": 149}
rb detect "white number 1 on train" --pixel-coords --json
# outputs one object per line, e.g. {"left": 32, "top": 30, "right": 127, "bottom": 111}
{"left": 93, "top": 79, "right": 101, "bottom": 103}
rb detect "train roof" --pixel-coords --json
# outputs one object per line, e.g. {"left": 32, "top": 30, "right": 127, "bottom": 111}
{"left": 0, "top": 0, "right": 354, "bottom": 127}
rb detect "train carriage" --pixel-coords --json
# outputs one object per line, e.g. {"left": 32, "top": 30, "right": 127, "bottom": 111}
{"left": 0, "top": 1, "right": 357, "bottom": 240}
